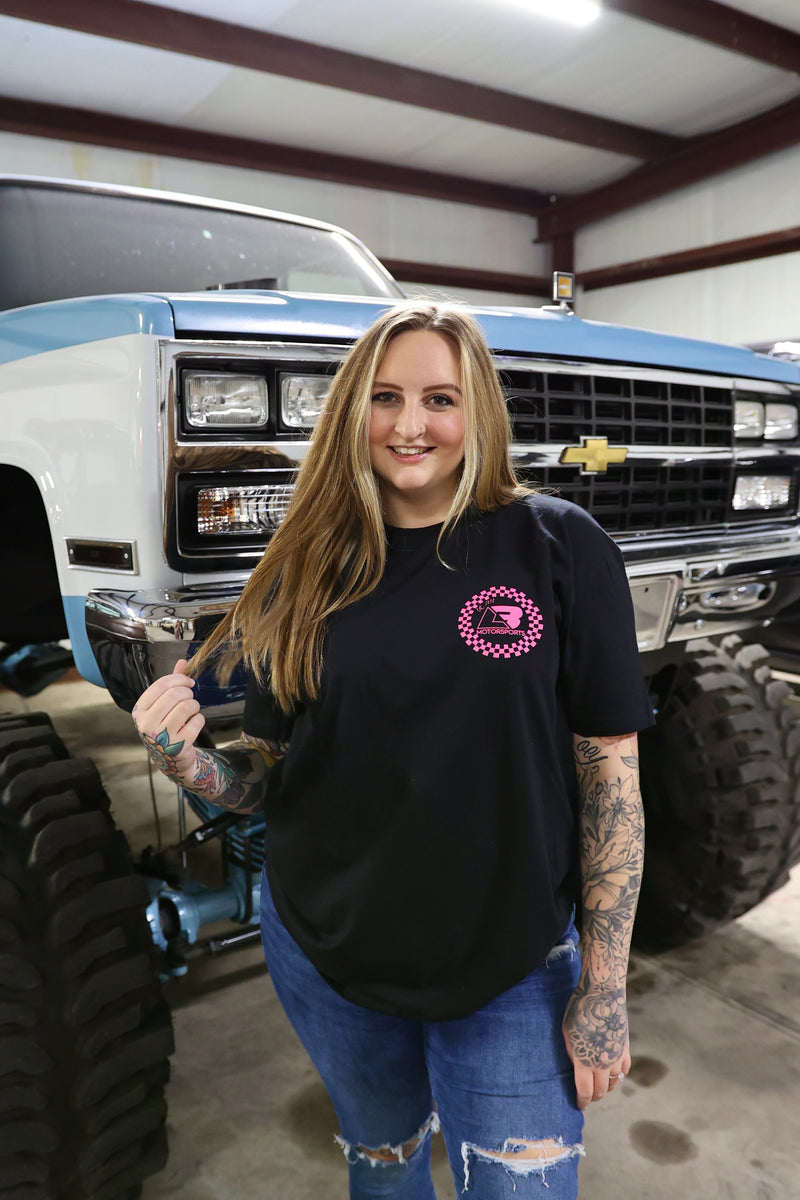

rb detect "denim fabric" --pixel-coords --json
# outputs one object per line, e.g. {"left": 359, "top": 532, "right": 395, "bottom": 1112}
{"left": 260, "top": 869, "right": 584, "bottom": 1199}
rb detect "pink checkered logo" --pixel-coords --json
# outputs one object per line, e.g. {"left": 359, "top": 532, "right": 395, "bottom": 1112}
{"left": 458, "top": 586, "right": 544, "bottom": 659}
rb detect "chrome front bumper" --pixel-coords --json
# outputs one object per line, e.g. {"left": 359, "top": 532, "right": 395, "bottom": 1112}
{"left": 86, "top": 548, "right": 800, "bottom": 712}
{"left": 85, "top": 584, "right": 245, "bottom": 712}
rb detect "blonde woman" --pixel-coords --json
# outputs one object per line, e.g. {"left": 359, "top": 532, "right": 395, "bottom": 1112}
{"left": 133, "top": 302, "right": 652, "bottom": 1199}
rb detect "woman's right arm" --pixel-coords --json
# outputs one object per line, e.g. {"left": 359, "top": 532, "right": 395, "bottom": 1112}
{"left": 131, "top": 659, "right": 285, "bottom": 814}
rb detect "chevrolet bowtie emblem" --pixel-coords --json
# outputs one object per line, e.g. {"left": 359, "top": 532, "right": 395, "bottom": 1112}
{"left": 559, "top": 437, "right": 629, "bottom": 475}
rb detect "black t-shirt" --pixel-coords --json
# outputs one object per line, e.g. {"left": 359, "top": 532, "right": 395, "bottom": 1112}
{"left": 244, "top": 495, "right": 654, "bottom": 1020}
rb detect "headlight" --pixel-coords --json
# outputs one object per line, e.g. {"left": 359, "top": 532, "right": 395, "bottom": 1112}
{"left": 734, "top": 399, "right": 764, "bottom": 439}
{"left": 196, "top": 484, "right": 294, "bottom": 534}
{"left": 764, "top": 402, "right": 799, "bottom": 441}
{"left": 184, "top": 373, "right": 268, "bottom": 427}
{"left": 732, "top": 475, "right": 792, "bottom": 511}
{"left": 281, "top": 375, "right": 330, "bottom": 427}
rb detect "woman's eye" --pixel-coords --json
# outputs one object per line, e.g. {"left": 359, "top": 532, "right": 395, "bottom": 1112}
{"left": 427, "top": 393, "right": 455, "bottom": 408}
{"left": 371, "top": 391, "right": 398, "bottom": 404}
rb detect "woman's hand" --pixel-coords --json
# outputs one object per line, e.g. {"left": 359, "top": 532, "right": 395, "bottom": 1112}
{"left": 131, "top": 659, "right": 205, "bottom": 784}
{"left": 563, "top": 984, "right": 632, "bottom": 1109}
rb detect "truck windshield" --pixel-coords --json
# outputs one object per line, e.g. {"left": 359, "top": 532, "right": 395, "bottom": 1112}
{"left": 0, "top": 182, "right": 402, "bottom": 310}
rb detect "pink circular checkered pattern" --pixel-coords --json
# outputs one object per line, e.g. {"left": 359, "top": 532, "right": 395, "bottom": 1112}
{"left": 457, "top": 586, "right": 544, "bottom": 659}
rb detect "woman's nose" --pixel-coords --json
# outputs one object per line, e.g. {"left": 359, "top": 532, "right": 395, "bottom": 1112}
{"left": 394, "top": 402, "right": 425, "bottom": 440}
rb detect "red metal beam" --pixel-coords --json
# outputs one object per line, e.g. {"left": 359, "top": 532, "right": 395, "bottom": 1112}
{"left": 538, "top": 93, "right": 800, "bottom": 237}
{"left": 0, "top": 0, "right": 681, "bottom": 160}
{"left": 604, "top": 0, "right": 800, "bottom": 75}
{"left": 579, "top": 225, "right": 800, "bottom": 291}
{"left": 381, "top": 259, "right": 550, "bottom": 297}
{"left": 0, "top": 96, "right": 545, "bottom": 214}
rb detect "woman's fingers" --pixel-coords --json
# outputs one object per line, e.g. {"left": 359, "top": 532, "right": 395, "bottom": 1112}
{"left": 133, "top": 668, "right": 196, "bottom": 718}
{"left": 571, "top": 1053, "right": 630, "bottom": 1109}
{"left": 132, "top": 667, "right": 203, "bottom": 781}
{"left": 572, "top": 1062, "right": 595, "bottom": 1111}
{"left": 137, "top": 690, "right": 199, "bottom": 738}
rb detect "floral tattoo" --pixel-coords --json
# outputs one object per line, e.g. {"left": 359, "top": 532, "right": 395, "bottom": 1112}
{"left": 565, "top": 734, "right": 644, "bottom": 1071}
{"left": 141, "top": 728, "right": 185, "bottom": 779}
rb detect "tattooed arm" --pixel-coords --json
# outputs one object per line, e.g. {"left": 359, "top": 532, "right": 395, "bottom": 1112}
{"left": 132, "top": 659, "right": 285, "bottom": 814}
{"left": 563, "top": 732, "right": 644, "bottom": 1110}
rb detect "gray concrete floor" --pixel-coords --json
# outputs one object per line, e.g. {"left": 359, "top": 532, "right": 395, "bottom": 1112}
{"left": 3, "top": 674, "right": 800, "bottom": 1199}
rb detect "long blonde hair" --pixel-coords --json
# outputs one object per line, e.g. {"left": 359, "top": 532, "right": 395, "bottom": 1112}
{"left": 191, "top": 301, "right": 526, "bottom": 710}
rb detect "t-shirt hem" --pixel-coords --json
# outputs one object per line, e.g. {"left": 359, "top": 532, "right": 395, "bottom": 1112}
{"left": 569, "top": 707, "right": 655, "bottom": 737}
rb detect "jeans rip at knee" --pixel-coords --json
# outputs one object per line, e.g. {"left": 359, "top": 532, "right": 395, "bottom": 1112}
{"left": 461, "top": 1135, "right": 585, "bottom": 1191}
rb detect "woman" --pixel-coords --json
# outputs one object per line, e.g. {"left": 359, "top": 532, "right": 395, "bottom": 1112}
{"left": 133, "top": 302, "right": 652, "bottom": 1199}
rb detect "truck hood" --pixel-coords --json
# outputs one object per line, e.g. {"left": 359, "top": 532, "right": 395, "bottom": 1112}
{"left": 1, "top": 290, "right": 797, "bottom": 386}
{"left": 166, "top": 291, "right": 800, "bottom": 385}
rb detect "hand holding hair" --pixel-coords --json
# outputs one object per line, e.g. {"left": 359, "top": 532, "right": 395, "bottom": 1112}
{"left": 131, "top": 659, "right": 205, "bottom": 786}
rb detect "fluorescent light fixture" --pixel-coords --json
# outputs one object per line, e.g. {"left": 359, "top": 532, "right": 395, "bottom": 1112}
{"left": 502, "top": 0, "right": 601, "bottom": 26}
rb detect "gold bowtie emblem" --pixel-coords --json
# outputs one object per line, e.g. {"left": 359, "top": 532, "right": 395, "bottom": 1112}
{"left": 559, "top": 437, "right": 629, "bottom": 475}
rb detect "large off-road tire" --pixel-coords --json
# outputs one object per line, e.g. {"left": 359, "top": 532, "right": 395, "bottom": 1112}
{"left": 0, "top": 712, "right": 174, "bottom": 1200}
{"left": 635, "top": 635, "right": 800, "bottom": 950}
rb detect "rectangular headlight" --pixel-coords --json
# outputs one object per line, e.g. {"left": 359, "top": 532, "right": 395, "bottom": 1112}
{"left": 197, "top": 484, "right": 294, "bottom": 534}
{"left": 764, "top": 402, "right": 799, "bottom": 441}
{"left": 185, "top": 373, "right": 268, "bottom": 427}
{"left": 734, "top": 399, "right": 765, "bottom": 439}
{"left": 281, "top": 375, "right": 330, "bottom": 427}
{"left": 732, "top": 475, "right": 792, "bottom": 511}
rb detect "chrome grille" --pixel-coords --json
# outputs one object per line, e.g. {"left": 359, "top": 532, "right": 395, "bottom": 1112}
{"left": 503, "top": 370, "right": 733, "bottom": 448}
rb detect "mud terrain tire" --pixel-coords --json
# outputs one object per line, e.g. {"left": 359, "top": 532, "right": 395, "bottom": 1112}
{"left": 635, "top": 636, "right": 800, "bottom": 950}
{"left": 0, "top": 712, "right": 173, "bottom": 1200}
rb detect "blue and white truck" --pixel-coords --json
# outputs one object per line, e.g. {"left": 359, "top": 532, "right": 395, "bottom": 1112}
{"left": 2, "top": 175, "right": 799, "bottom": 1198}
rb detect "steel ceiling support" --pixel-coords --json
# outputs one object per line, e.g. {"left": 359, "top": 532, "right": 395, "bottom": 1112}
{"left": 537, "top": 94, "right": 800, "bottom": 237}
{"left": 604, "top": 0, "right": 800, "bottom": 75}
{"left": 380, "top": 260, "right": 550, "bottom": 298}
{"left": 0, "top": 97, "right": 545, "bottom": 214}
{"left": 579, "top": 225, "right": 800, "bottom": 290}
{"left": 0, "top": 0, "right": 680, "bottom": 159}
{"left": 551, "top": 232, "right": 575, "bottom": 276}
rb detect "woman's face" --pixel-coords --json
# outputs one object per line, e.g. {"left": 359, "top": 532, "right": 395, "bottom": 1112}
{"left": 368, "top": 329, "right": 465, "bottom": 526}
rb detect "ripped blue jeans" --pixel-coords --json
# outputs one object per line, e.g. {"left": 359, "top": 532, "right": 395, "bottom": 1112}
{"left": 260, "top": 871, "right": 584, "bottom": 1199}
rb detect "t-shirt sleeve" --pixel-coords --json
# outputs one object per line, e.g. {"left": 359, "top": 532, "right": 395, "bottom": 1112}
{"left": 556, "top": 505, "right": 655, "bottom": 737}
{"left": 242, "top": 670, "right": 297, "bottom": 746}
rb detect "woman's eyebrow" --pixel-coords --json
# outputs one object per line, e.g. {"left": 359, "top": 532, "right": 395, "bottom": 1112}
{"left": 371, "top": 380, "right": 463, "bottom": 395}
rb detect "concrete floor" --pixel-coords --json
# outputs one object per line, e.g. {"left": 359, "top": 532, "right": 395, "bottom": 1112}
{"left": 3, "top": 674, "right": 800, "bottom": 1199}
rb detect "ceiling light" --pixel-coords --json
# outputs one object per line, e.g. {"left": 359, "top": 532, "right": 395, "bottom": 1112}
{"left": 503, "top": 0, "right": 601, "bottom": 26}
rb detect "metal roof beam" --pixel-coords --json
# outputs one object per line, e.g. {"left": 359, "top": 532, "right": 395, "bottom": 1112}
{"left": 381, "top": 259, "right": 550, "bottom": 297}
{"left": 537, "top": 93, "right": 800, "bottom": 237}
{"left": 0, "top": 96, "right": 545, "bottom": 214}
{"left": 0, "top": 0, "right": 681, "bottom": 160}
{"left": 579, "top": 225, "right": 800, "bottom": 290}
{"left": 604, "top": 0, "right": 800, "bottom": 75}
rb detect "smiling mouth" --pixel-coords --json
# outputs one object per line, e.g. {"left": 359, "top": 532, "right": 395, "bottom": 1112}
{"left": 389, "top": 446, "right": 433, "bottom": 457}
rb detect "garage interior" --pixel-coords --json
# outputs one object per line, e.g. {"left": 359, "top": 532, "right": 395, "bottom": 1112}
{"left": 1, "top": 1, "right": 800, "bottom": 1197}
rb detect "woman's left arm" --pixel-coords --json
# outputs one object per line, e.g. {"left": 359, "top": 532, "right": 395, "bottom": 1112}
{"left": 563, "top": 731, "right": 644, "bottom": 1110}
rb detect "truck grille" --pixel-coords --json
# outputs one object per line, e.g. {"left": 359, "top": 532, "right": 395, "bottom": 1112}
{"left": 503, "top": 370, "right": 733, "bottom": 447}
{"left": 503, "top": 368, "right": 737, "bottom": 534}
{"left": 518, "top": 463, "right": 733, "bottom": 535}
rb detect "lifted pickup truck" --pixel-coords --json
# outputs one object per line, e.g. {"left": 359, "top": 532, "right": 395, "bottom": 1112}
{"left": 2, "top": 175, "right": 800, "bottom": 1199}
